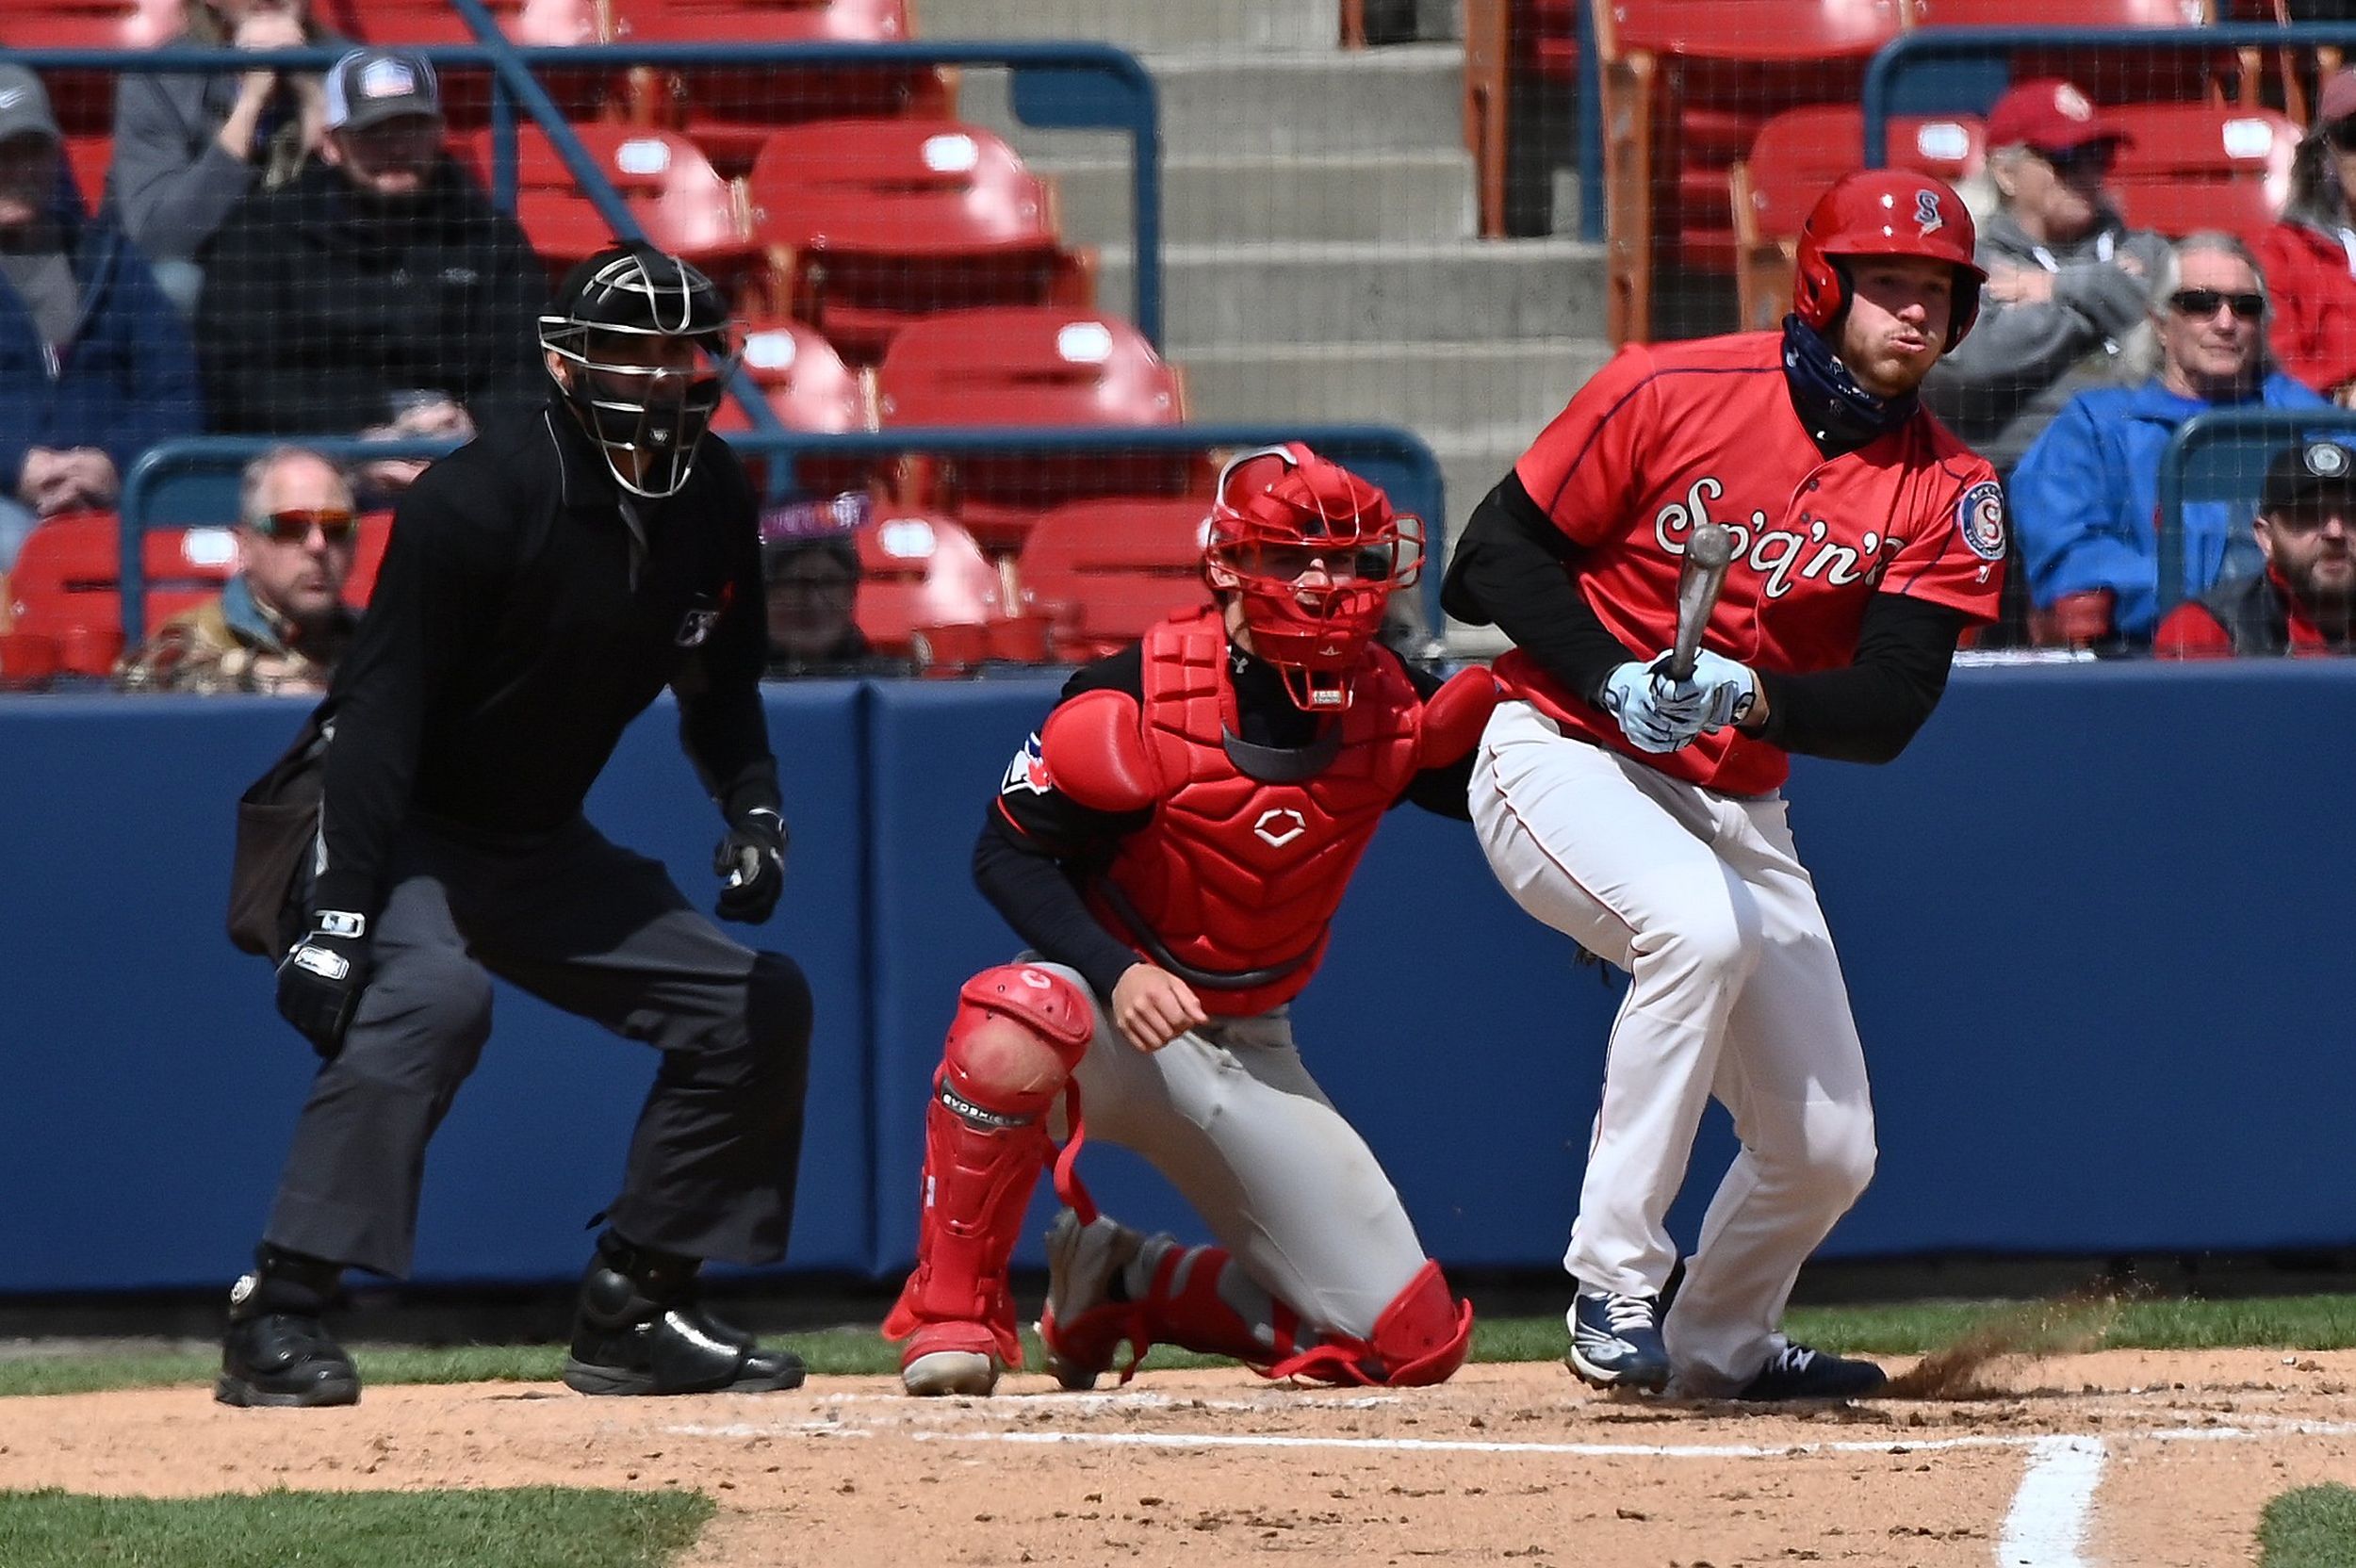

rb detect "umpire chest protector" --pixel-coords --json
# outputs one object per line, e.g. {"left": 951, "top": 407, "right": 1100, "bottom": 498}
{"left": 1043, "top": 609, "right": 1424, "bottom": 1017}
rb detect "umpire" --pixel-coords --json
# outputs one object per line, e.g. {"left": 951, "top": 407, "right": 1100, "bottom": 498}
{"left": 219, "top": 243, "right": 814, "bottom": 1407}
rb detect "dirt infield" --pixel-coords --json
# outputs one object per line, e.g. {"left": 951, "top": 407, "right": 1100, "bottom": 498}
{"left": 6, "top": 1350, "right": 2354, "bottom": 1566}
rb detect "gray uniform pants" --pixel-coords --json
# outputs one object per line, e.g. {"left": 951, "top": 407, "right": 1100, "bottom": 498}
{"left": 1037, "top": 962, "right": 1430, "bottom": 1340}
{"left": 264, "top": 816, "right": 813, "bottom": 1279}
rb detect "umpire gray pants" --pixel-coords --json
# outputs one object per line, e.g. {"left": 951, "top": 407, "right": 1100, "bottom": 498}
{"left": 263, "top": 815, "right": 813, "bottom": 1279}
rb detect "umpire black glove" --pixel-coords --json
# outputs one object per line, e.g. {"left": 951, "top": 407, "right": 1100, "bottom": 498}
{"left": 275, "top": 909, "right": 374, "bottom": 1058}
{"left": 713, "top": 807, "right": 788, "bottom": 924}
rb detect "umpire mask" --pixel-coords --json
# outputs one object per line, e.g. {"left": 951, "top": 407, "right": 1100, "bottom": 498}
{"left": 540, "top": 244, "right": 739, "bottom": 499}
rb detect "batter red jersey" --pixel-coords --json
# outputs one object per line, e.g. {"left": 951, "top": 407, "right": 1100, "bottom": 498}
{"left": 1503, "top": 330, "right": 2004, "bottom": 794}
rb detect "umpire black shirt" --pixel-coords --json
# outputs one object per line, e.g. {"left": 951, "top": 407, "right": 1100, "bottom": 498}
{"left": 309, "top": 402, "right": 779, "bottom": 920}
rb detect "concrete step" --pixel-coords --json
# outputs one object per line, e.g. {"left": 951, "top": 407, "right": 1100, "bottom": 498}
{"left": 1099, "top": 237, "right": 1608, "bottom": 348}
{"left": 918, "top": 0, "right": 1343, "bottom": 52}
{"left": 962, "top": 43, "right": 1466, "bottom": 161}
{"left": 1177, "top": 338, "right": 1607, "bottom": 443}
{"left": 1040, "top": 151, "right": 1477, "bottom": 247}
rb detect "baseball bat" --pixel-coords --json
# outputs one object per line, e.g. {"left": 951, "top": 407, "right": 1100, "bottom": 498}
{"left": 1663, "top": 522, "right": 1737, "bottom": 682}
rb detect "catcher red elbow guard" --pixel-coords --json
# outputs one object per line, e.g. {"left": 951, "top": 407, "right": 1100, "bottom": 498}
{"left": 1413, "top": 666, "right": 1499, "bottom": 768}
{"left": 1039, "top": 689, "right": 1162, "bottom": 813}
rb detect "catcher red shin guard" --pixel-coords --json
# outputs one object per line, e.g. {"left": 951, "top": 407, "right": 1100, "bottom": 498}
{"left": 883, "top": 967, "right": 1095, "bottom": 1368}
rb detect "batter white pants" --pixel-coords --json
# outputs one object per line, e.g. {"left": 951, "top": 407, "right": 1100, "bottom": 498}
{"left": 1034, "top": 962, "right": 1432, "bottom": 1340}
{"left": 1468, "top": 702, "right": 1876, "bottom": 1393}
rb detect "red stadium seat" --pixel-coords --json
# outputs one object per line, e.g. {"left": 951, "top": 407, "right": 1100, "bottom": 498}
{"left": 317, "top": 0, "right": 614, "bottom": 124}
{"left": 466, "top": 124, "right": 753, "bottom": 277}
{"left": 7, "top": 513, "right": 239, "bottom": 665}
{"left": 874, "top": 307, "right": 1193, "bottom": 549}
{"left": 746, "top": 119, "right": 1095, "bottom": 365}
{"left": 614, "top": 0, "right": 950, "bottom": 176}
{"left": 1016, "top": 496, "right": 1214, "bottom": 661}
{"left": 2105, "top": 104, "right": 2299, "bottom": 246}
{"left": 713, "top": 316, "right": 875, "bottom": 498}
{"left": 62, "top": 132, "right": 113, "bottom": 215}
{"left": 2, "top": 2, "right": 188, "bottom": 135}
{"left": 1904, "top": 0, "right": 2238, "bottom": 109}
{"left": 343, "top": 511, "right": 396, "bottom": 608}
{"left": 1589, "top": 0, "right": 1906, "bottom": 344}
{"left": 1729, "top": 108, "right": 1987, "bottom": 331}
{"left": 849, "top": 510, "right": 1006, "bottom": 655}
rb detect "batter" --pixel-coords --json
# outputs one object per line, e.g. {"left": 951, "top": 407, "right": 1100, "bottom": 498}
{"left": 1443, "top": 172, "right": 2005, "bottom": 1400}
{"left": 883, "top": 445, "right": 1497, "bottom": 1396}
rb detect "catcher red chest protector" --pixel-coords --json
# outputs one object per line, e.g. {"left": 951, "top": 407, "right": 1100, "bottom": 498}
{"left": 1072, "top": 609, "right": 1424, "bottom": 1017}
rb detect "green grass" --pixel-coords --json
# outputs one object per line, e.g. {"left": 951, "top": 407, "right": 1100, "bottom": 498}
{"left": 12, "top": 1293, "right": 2356, "bottom": 1398}
{"left": 2261, "top": 1485, "right": 2356, "bottom": 1568}
{"left": 0, "top": 1486, "right": 712, "bottom": 1568}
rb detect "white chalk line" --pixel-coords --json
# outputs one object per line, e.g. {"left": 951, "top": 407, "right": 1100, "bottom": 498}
{"left": 1998, "top": 1436, "right": 2107, "bottom": 1568}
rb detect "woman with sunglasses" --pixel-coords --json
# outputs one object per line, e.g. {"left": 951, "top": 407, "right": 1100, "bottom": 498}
{"left": 1922, "top": 78, "right": 2168, "bottom": 473}
{"left": 118, "top": 444, "right": 359, "bottom": 694}
{"left": 2258, "top": 69, "right": 2356, "bottom": 404}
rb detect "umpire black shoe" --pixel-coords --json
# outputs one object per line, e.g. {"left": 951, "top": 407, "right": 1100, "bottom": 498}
{"left": 561, "top": 1253, "right": 805, "bottom": 1397}
{"left": 216, "top": 1276, "right": 360, "bottom": 1409}
{"left": 1731, "top": 1343, "right": 1887, "bottom": 1402}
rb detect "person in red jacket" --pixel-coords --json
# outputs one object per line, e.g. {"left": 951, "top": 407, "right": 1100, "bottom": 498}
{"left": 881, "top": 445, "right": 1497, "bottom": 1398}
{"left": 2155, "top": 438, "right": 2356, "bottom": 656}
{"left": 2261, "top": 70, "right": 2356, "bottom": 402}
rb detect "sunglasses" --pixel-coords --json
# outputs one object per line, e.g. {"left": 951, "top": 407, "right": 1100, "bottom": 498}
{"left": 2327, "top": 118, "right": 2356, "bottom": 152}
{"left": 2034, "top": 142, "right": 2117, "bottom": 176}
{"left": 2168, "top": 288, "right": 2266, "bottom": 321}
{"left": 2267, "top": 507, "right": 2352, "bottom": 535}
{"left": 252, "top": 508, "right": 358, "bottom": 544}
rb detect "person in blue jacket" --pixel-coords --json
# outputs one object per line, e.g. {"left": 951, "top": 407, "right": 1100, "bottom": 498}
{"left": 0, "top": 64, "right": 204, "bottom": 572}
{"left": 2010, "top": 231, "right": 2326, "bottom": 645}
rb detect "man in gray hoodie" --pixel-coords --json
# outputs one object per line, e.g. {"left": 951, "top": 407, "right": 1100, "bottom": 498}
{"left": 1923, "top": 78, "right": 2168, "bottom": 471}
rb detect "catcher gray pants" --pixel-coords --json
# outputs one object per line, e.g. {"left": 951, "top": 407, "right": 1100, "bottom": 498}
{"left": 262, "top": 814, "right": 813, "bottom": 1280}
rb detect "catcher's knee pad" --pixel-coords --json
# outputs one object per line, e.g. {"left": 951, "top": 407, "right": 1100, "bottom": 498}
{"left": 941, "top": 964, "right": 1096, "bottom": 1117}
{"left": 1361, "top": 1260, "right": 1475, "bottom": 1387}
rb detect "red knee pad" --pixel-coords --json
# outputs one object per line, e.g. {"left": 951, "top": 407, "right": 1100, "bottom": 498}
{"left": 1364, "top": 1261, "right": 1475, "bottom": 1387}
{"left": 943, "top": 965, "right": 1097, "bottom": 1116}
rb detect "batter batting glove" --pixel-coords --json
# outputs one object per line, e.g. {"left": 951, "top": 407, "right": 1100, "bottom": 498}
{"left": 1599, "top": 661, "right": 1705, "bottom": 753}
{"left": 1648, "top": 649, "right": 1759, "bottom": 733}
{"left": 275, "top": 910, "right": 373, "bottom": 1059}
{"left": 713, "top": 807, "right": 788, "bottom": 924}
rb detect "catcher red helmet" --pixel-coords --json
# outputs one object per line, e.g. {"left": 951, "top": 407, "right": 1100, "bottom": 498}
{"left": 1792, "top": 170, "right": 1986, "bottom": 351}
{"left": 1203, "top": 443, "right": 1423, "bottom": 712}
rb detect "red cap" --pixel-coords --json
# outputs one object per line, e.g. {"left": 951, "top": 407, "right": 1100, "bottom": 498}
{"left": 1985, "top": 79, "right": 2132, "bottom": 154}
{"left": 2321, "top": 69, "right": 2356, "bottom": 127}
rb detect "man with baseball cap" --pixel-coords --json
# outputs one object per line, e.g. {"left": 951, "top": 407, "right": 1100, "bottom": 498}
{"left": 0, "top": 62, "right": 201, "bottom": 571}
{"left": 1924, "top": 77, "right": 2169, "bottom": 473}
{"left": 195, "top": 46, "right": 544, "bottom": 465}
{"left": 2156, "top": 438, "right": 2356, "bottom": 657}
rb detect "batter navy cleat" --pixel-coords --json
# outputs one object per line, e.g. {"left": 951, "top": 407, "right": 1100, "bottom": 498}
{"left": 1038, "top": 1209, "right": 1149, "bottom": 1391}
{"left": 898, "top": 1321, "right": 1003, "bottom": 1397}
{"left": 1732, "top": 1344, "right": 1887, "bottom": 1401}
{"left": 1566, "top": 1288, "right": 1670, "bottom": 1392}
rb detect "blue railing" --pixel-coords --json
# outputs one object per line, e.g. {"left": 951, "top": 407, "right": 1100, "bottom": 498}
{"left": 1862, "top": 24, "right": 2356, "bottom": 163}
{"left": 121, "top": 422, "right": 1450, "bottom": 640}
{"left": 4, "top": 36, "right": 1164, "bottom": 347}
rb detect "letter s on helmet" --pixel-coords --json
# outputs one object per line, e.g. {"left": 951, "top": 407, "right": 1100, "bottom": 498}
{"left": 1203, "top": 443, "right": 1422, "bottom": 714}
{"left": 1792, "top": 170, "right": 1986, "bottom": 351}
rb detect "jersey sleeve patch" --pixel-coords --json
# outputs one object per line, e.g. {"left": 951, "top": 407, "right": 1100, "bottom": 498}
{"left": 1001, "top": 732, "right": 1053, "bottom": 796}
{"left": 1956, "top": 480, "right": 2006, "bottom": 563}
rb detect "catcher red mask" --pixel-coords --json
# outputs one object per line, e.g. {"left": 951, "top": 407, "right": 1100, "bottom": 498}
{"left": 1203, "top": 443, "right": 1423, "bottom": 711}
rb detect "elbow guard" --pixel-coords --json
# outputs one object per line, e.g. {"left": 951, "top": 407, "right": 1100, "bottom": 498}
{"left": 1038, "top": 689, "right": 1163, "bottom": 813}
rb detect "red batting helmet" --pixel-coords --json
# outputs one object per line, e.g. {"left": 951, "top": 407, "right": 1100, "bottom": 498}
{"left": 1792, "top": 170, "right": 1986, "bottom": 351}
{"left": 1203, "top": 443, "right": 1423, "bottom": 713}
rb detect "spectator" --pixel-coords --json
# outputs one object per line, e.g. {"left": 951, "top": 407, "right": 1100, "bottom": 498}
{"left": 762, "top": 533, "right": 887, "bottom": 676}
{"left": 2155, "top": 437, "right": 2355, "bottom": 657}
{"left": 0, "top": 64, "right": 204, "bottom": 573}
{"left": 1925, "top": 79, "right": 2168, "bottom": 470}
{"left": 2260, "top": 69, "right": 2356, "bottom": 404}
{"left": 110, "top": 0, "right": 339, "bottom": 317}
{"left": 2011, "top": 233, "right": 2327, "bottom": 645}
{"left": 118, "top": 445, "right": 359, "bottom": 694}
{"left": 193, "top": 46, "right": 543, "bottom": 499}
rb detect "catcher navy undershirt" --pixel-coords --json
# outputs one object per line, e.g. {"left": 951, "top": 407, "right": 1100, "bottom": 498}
{"left": 307, "top": 404, "right": 778, "bottom": 920}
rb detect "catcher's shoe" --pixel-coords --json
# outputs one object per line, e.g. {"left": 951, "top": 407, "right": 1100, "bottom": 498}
{"left": 217, "top": 1290, "right": 360, "bottom": 1409}
{"left": 1037, "top": 1209, "right": 1150, "bottom": 1391}
{"left": 1566, "top": 1287, "right": 1671, "bottom": 1393}
{"left": 899, "top": 1320, "right": 1003, "bottom": 1396}
{"left": 1730, "top": 1344, "right": 1887, "bottom": 1402}
{"left": 562, "top": 1261, "right": 806, "bottom": 1396}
